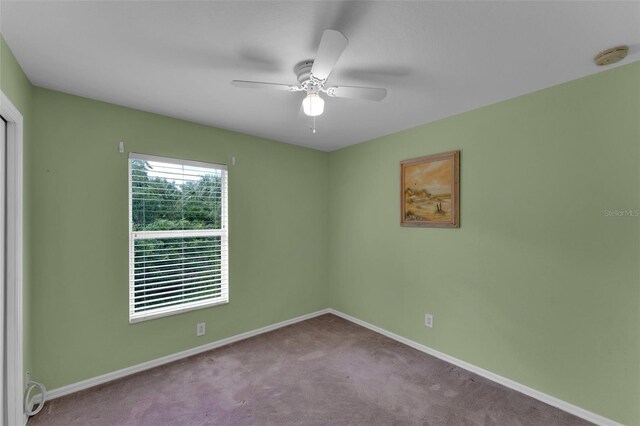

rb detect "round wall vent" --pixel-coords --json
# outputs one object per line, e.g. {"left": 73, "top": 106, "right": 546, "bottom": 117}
{"left": 594, "top": 46, "right": 629, "bottom": 66}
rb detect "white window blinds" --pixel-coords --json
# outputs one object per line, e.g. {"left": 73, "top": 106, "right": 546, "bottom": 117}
{"left": 128, "top": 153, "right": 228, "bottom": 323}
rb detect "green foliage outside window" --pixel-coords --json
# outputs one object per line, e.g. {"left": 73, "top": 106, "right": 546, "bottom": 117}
{"left": 131, "top": 160, "right": 222, "bottom": 231}
{"left": 130, "top": 160, "right": 225, "bottom": 313}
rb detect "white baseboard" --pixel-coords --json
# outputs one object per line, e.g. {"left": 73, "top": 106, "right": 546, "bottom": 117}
{"left": 30, "top": 309, "right": 331, "bottom": 409}
{"left": 327, "top": 308, "right": 624, "bottom": 426}
{"left": 30, "top": 307, "right": 624, "bottom": 426}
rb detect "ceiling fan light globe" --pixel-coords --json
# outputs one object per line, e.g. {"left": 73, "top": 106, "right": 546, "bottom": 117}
{"left": 302, "top": 93, "right": 324, "bottom": 116}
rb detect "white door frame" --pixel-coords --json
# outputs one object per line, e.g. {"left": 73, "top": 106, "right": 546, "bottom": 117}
{"left": 0, "top": 90, "right": 25, "bottom": 426}
{"left": 1, "top": 111, "right": 6, "bottom": 425}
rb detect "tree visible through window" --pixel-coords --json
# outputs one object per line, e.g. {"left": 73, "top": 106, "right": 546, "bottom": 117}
{"left": 129, "top": 154, "right": 228, "bottom": 323}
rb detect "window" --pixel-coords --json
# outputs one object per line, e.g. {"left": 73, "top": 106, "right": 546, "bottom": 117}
{"left": 128, "top": 153, "right": 228, "bottom": 323}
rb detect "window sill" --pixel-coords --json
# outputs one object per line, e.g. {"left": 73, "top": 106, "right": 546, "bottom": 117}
{"left": 129, "top": 298, "right": 229, "bottom": 324}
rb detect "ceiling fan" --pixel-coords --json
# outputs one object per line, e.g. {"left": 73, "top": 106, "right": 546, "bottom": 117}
{"left": 231, "top": 30, "right": 387, "bottom": 118}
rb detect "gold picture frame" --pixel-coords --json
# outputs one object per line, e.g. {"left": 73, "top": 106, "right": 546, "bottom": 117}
{"left": 400, "top": 150, "right": 460, "bottom": 228}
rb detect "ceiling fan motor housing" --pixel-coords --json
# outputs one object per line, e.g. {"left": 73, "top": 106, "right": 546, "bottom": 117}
{"left": 295, "top": 60, "right": 315, "bottom": 85}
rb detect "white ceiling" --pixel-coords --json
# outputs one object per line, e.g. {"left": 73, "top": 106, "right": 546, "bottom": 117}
{"left": 2, "top": 1, "right": 639, "bottom": 151}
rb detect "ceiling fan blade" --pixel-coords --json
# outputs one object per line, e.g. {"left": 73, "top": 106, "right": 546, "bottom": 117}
{"left": 231, "top": 80, "right": 299, "bottom": 91}
{"left": 326, "top": 86, "right": 387, "bottom": 101}
{"left": 311, "top": 30, "right": 348, "bottom": 81}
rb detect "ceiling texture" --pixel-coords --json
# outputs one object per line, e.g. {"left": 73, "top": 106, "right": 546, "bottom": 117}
{"left": 2, "top": 1, "right": 639, "bottom": 151}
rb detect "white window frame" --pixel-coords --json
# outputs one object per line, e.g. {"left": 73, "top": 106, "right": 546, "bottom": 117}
{"left": 128, "top": 153, "right": 229, "bottom": 323}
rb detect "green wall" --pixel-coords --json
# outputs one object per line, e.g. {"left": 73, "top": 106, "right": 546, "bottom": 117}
{"left": 328, "top": 62, "right": 640, "bottom": 425}
{"left": 0, "top": 35, "right": 34, "bottom": 385}
{"left": 29, "top": 87, "right": 329, "bottom": 390}
{"left": 0, "top": 37, "right": 31, "bottom": 116}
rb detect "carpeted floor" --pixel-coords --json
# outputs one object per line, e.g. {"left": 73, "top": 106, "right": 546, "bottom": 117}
{"left": 28, "top": 314, "right": 592, "bottom": 426}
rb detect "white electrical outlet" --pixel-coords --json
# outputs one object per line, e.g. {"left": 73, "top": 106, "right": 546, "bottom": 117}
{"left": 425, "top": 314, "right": 434, "bottom": 328}
{"left": 196, "top": 322, "right": 206, "bottom": 336}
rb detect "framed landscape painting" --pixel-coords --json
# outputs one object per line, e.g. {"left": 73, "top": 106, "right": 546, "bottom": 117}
{"left": 400, "top": 150, "right": 460, "bottom": 228}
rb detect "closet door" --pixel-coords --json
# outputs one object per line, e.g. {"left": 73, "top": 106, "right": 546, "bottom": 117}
{"left": 0, "top": 116, "right": 6, "bottom": 425}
